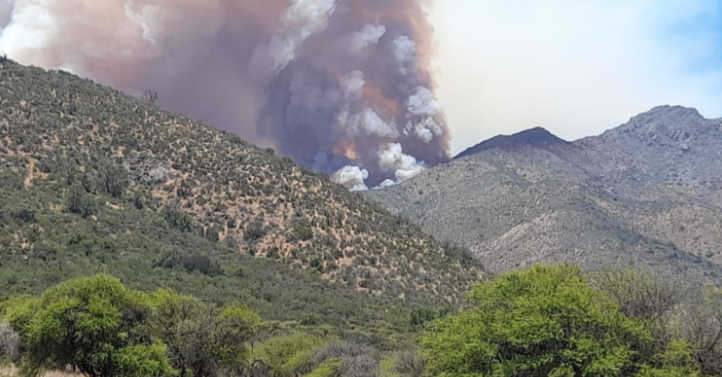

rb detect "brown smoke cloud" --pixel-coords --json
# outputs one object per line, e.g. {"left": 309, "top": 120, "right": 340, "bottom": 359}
{"left": 0, "top": 0, "right": 450, "bottom": 189}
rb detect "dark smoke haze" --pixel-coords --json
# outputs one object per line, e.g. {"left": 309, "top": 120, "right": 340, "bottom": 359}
{"left": 0, "top": 0, "right": 450, "bottom": 189}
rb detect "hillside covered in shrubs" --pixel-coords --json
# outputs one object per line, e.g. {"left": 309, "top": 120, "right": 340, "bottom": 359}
{"left": 0, "top": 59, "right": 486, "bottom": 375}
{"left": 0, "top": 60, "right": 483, "bottom": 321}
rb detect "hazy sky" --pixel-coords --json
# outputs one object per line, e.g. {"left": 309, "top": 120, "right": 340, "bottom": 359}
{"left": 430, "top": 0, "right": 722, "bottom": 155}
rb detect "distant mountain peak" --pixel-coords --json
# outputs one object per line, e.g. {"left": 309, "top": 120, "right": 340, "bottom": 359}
{"left": 603, "top": 105, "right": 717, "bottom": 143}
{"left": 644, "top": 105, "right": 703, "bottom": 118}
{"left": 455, "top": 127, "right": 569, "bottom": 159}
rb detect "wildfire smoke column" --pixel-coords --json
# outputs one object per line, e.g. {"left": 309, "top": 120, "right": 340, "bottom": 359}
{"left": 0, "top": 0, "right": 451, "bottom": 189}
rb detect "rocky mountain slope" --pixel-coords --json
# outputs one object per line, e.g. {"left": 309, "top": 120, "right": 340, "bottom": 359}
{"left": 365, "top": 106, "right": 722, "bottom": 282}
{"left": 0, "top": 60, "right": 482, "bottom": 314}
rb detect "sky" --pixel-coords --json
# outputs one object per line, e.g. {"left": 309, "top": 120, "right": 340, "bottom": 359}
{"left": 430, "top": 0, "right": 722, "bottom": 155}
{"left": 0, "top": 0, "right": 719, "bottom": 161}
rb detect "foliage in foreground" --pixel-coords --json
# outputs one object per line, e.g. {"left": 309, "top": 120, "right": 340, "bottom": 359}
{"left": 422, "top": 265, "right": 704, "bottom": 377}
{"left": 1, "top": 276, "right": 256, "bottom": 377}
{"left": 8, "top": 265, "right": 722, "bottom": 377}
{"left": 0, "top": 275, "right": 424, "bottom": 377}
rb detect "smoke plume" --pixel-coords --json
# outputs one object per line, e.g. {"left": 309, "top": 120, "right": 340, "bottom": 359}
{"left": 0, "top": 0, "right": 450, "bottom": 189}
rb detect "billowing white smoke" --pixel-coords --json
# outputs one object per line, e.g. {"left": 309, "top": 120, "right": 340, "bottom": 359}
{"left": 254, "top": 0, "right": 338, "bottom": 74}
{"left": 393, "top": 35, "right": 417, "bottom": 67}
{"left": 330, "top": 166, "right": 369, "bottom": 192}
{"left": 404, "top": 86, "right": 445, "bottom": 144}
{"left": 329, "top": 33, "right": 444, "bottom": 189}
{"left": 0, "top": 2, "right": 55, "bottom": 52}
{"left": 351, "top": 24, "right": 387, "bottom": 51}
{"left": 378, "top": 143, "right": 425, "bottom": 183}
{"left": 0, "top": 0, "right": 450, "bottom": 191}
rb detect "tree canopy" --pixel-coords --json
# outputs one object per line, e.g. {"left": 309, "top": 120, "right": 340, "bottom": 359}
{"left": 5, "top": 275, "right": 173, "bottom": 377}
{"left": 2, "top": 275, "right": 259, "bottom": 377}
{"left": 421, "top": 264, "right": 702, "bottom": 377}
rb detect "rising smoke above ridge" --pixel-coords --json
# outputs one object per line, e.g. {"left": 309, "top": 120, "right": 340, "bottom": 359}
{"left": 0, "top": 0, "right": 450, "bottom": 189}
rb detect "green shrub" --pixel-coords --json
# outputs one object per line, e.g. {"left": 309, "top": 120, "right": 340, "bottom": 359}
{"left": 67, "top": 186, "right": 97, "bottom": 218}
{"left": 244, "top": 220, "right": 266, "bottom": 243}
{"left": 256, "top": 334, "right": 330, "bottom": 377}
{"left": 163, "top": 206, "right": 194, "bottom": 232}
{"left": 151, "top": 290, "right": 259, "bottom": 377}
{"left": 421, "top": 264, "right": 701, "bottom": 377}
{"left": 5, "top": 275, "right": 174, "bottom": 377}
{"left": 155, "top": 252, "right": 222, "bottom": 277}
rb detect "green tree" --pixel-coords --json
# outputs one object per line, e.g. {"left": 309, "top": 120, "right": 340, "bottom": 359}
{"left": 593, "top": 269, "right": 722, "bottom": 376}
{"left": 682, "top": 285, "right": 722, "bottom": 376}
{"left": 6, "top": 275, "right": 176, "bottom": 377}
{"left": 255, "top": 333, "right": 329, "bottom": 377}
{"left": 151, "top": 289, "right": 259, "bottom": 377}
{"left": 409, "top": 308, "right": 450, "bottom": 329}
{"left": 421, "top": 264, "right": 700, "bottom": 377}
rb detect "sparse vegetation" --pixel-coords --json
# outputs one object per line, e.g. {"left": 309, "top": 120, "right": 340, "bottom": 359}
{"left": 0, "top": 61, "right": 482, "bottom": 322}
{"left": 365, "top": 106, "right": 722, "bottom": 284}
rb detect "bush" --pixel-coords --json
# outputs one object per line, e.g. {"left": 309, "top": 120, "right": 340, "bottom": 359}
{"left": 310, "top": 259, "right": 324, "bottom": 274}
{"left": 341, "top": 354, "right": 378, "bottom": 377}
{"left": 441, "top": 241, "right": 480, "bottom": 268}
{"left": 99, "top": 164, "right": 129, "bottom": 198}
{"left": 594, "top": 268, "right": 685, "bottom": 322}
{"left": 256, "top": 334, "right": 329, "bottom": 377}
{"left": 409, "top": 308, "right": 450, "bottom": 329}
{"left": 151, "top": 290, "right": 259, "bottom": 377}
{"left": 316, "top": 341, "right": 375, "bottom": 364}
{"left": 163, "top": 205, "right": 194, "bottom": 232}
{"left": 5, "top": 275, "right": 175, "bottom": 377}
{"left": 392, "top": 350, "right": 425, "bottom": 377}
{"left": 421, "top": 264, "right": 702, "bottom": 377}
{"left": 594, "top": 268, "right": 722, "bottom": 376}
{"left": 681, "top": 285, "right": 722, "bottom": 376}
{"left": 155, "top": 252, "right": 222, "bottom": 277}
{"left": 316, "top": 341, "right": 379, "bottom": 377}
{"left": 67, "top": 186, "right": 97, "bottom": 218}
{"left": 9, "top": 208, "right": 36, "bottom": 223}
{"left": 288, "top": 222, "right": 314, "bottom": 242}
{"left": 304, "top": 358, "right": 341, "bottom": 377}
{"left": 2, "top": 276, "right": 264, "bottom": 377}
{"left": 299, "top": 314, "right": 322, "bottom": 326}
{"left": 244, "top": 220, "right": 267, "bottom": 243}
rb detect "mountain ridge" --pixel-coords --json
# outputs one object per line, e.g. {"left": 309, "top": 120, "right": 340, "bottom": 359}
{"left": 455, "top": 127, "right": 571, "bottom": 159}
{"left": 366, "top": 105, "right": 722, "bottom": 283}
